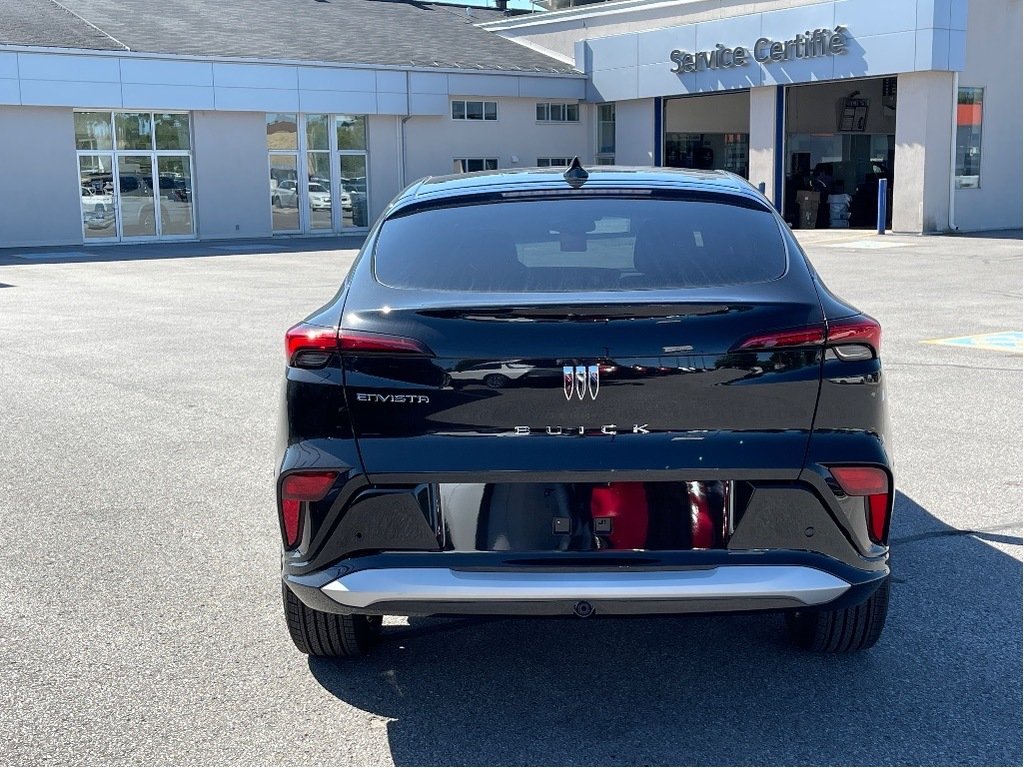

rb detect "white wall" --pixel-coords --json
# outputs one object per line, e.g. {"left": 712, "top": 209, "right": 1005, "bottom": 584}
{"left": 893, "top": 70, "right": 954, "bottom": 233}
{"left": 367, "top": 115, "right": 402, "bottom": 221}
{"left": 0, "top": 106, "right": 82, "bottom": 247}
{"left": 614, "top": 98, "right": 656, "bottom": 165}
{"left": 489, "top": 0, "right": 967, "bottom": 102}
{"left": 192, "top": 111, "right": 272, "bottom": 239}
{"left": 748, "top": 86, "right": 778, "bottom": 203}
{"left": 403, "top": 96, "right": 588, "bottom": 180}
{"left": 664, "top": 90, "right": 749, "bottom": 133}
{"left": 952, "top": 0, "right": 1022, "bottom": 232}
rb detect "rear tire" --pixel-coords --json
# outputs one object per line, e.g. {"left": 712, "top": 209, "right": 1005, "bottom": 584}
{"left": 282, "top": 582, "right": 382, "bottom": 657}
{"left": 786, "top": 576, "right": 890, "bottom": 652}
{"left": 483, "top": 373, "right": 510, "bottom": 389}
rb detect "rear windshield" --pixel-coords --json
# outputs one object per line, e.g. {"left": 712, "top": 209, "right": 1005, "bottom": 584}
{"left": 373, "top": 196, "right": 786, "bottom": 292}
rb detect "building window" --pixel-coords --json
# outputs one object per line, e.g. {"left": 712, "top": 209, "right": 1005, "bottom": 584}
{"left": 451, "top": 100, "right": 498, "bottom": 121}
{"left": 537, "top": 158, "right": 571, "bottom": 168}
{"left": 536, "top": 103, "right": 579, "bottom": 122}
{"left": 268, "top": 113, "right": 369, "bottom": 233}
{"left": 596, "top": 103, "right": 615, "bottom": 165}
{"left": 337, "top": 115, "right": 370, "bottom": 229}
{"left": 74, "top": 110, "right": 194, "bottom": 241}
{"left": 955, "top": 87, "right": 983, "bottom": 189}
{"left": 453, "top": 158, "right": 498, "bottom": 173}
{"left": 267, "top": 113, "right": 300, "bottom": 232}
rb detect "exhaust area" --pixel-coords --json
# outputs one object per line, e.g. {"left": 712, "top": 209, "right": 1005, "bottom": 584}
{"left": 439, "top": 481, "right": 733, "bottom": 552}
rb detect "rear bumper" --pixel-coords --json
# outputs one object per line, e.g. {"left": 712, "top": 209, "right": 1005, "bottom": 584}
{"left": 284, "top": 550, "right": 888, "bottom": 617}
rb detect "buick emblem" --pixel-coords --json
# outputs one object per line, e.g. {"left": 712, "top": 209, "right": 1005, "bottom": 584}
{"left": 563, "top": 365, "right": 600, "bottom": 401}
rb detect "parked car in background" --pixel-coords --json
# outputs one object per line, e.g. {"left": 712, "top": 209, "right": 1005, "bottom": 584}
{"left": 117, "top": 172, "right": 159, "bottom": 233}
{"left": 80, "top": 185, "right": 115, "bottom": 231}
{"left": 159, "top": 175, "right": 191, "bottom": 203}
{"left": 273, "top": 180, "right": 347, "bottom": 212}
{"left": 273, "top": 179, "right": 299, "bottom": 209}
{"left": 308, "top": 182, "right": 331, "bottom": 211}
{"left": 448, "top": 361, "right": 535, "bottom": 388}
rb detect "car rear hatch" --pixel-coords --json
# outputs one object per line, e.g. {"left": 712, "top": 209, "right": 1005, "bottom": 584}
{"left": 339, "top": 190, "right": 825, "bottom": 480}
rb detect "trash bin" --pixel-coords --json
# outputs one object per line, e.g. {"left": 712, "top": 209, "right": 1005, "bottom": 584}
{"left": 828, "top": 193, "right": 852, "bottom": 228}
{"left": 795, "top": 191, "right": 820, "bottom": 229}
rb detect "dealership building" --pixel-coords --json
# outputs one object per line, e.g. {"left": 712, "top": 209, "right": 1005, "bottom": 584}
{"left": 0, "top": 0, "right": 1019, "bottom": 248}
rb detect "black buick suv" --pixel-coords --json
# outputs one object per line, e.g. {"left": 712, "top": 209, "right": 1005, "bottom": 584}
{"left": 277, "top": 163, "right": 892, "bottom": 657}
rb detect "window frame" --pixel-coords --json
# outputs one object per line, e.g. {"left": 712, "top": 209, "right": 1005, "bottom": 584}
{"left": 536, "top": 102, "right": 580, "bottom": 123}
{"left": 536, "top": 158, "right": 571, "bottom": 168}
{"left": 453, "top": 158, "right": 499, "bottom": 173}
{"left": 451, "top": 99, "right": 499, "bottom": 122}
{"left": 74, "top": 109, "right": 195, "bottom": 243}
{"left": 954, "top": 86, "right": 984, "bottom": 190}
{"left": 267, "top": 113, "right": 371, "bottom": 235}
{"left": 595, "top": 103, "right": 616, "bottom": 165}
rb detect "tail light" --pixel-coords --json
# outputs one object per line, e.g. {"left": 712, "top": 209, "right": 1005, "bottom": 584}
{"left": 278, "top": 470, "right": 338, "bottom": 549}
{"left": 285, "top": 323, "right": 432, "bottom": 368}
{"left": 733, "top": 314, "right": 881, "bottom": 359}
{"left": 827, "top": 315, "right": 881, "bottom": 360}
{"left": 830, "top": 466, "right": 891, "bottom": 545}
{"left": 338, "top": 330, "right": 431, "bottom": 355}
{"left": 285, "top": 323, "right": 337, "bottom": 368}
{"left": 735, "top": 325, "right": 825, "bottom": 351}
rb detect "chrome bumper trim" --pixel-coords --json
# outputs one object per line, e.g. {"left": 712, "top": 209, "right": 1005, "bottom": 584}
{"left": 320, "top": 565, "right": 850, "bottom": 610}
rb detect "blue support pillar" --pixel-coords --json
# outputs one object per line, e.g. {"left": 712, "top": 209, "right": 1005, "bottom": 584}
{"left": 773, "top": 85, "right": 785, "bottom": 214}
{"left": 653, "top": 97, "right": 663, "bottom": 167}
{"left": 877, "top": 178, "right": 889, "bottom": 234}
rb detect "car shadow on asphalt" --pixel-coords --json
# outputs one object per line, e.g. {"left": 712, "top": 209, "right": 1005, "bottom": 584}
{"left": 308, "top": 491, "right": 1023, "bottom": 766}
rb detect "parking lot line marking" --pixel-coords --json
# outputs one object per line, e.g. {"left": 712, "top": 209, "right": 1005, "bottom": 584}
{"left": 923, "top": 331, "right": 1023, "bottom": 354}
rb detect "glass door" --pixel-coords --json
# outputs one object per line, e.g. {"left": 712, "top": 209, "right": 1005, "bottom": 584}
{"left": 267, "top": 113, "right": 370, "bottom": 235}
{"left": 157, "top": 156, "right": 195, "bottom": 236}
{"left": 269, "top": 154, "right": 301, "bottom": 233}
{"left": 339, "top": 154, "right": 368, "bottom": 228}
{"left": 118, "top": 155, "right": 157, "bottom": 238}
{"left": 305, "top": 114, "right": 333, "bottom": 231}
{"left": 336, "top": 115, "right": 369, "bottom": 230}
{"left": 78, "top": 154, "right": 118, "bottom": 241}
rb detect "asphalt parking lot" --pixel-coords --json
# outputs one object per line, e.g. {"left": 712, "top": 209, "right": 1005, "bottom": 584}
{"left": 0, "top": 230, "right": 1020, "bottom": 766}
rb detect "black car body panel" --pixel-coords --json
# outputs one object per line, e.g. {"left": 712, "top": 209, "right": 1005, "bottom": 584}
{"left": 276, "top": 167, "right": 891, "bottom": 622}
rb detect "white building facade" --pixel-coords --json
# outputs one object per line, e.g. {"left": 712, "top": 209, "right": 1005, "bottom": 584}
{"left": 483, "top": 0, "right": 1022, "bottom": 234}
{"left": 0, "top": 0, "right": 1019, "bottom": 248}
{"left": 0, "top": 53, "right": 587, "bottom": 247}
